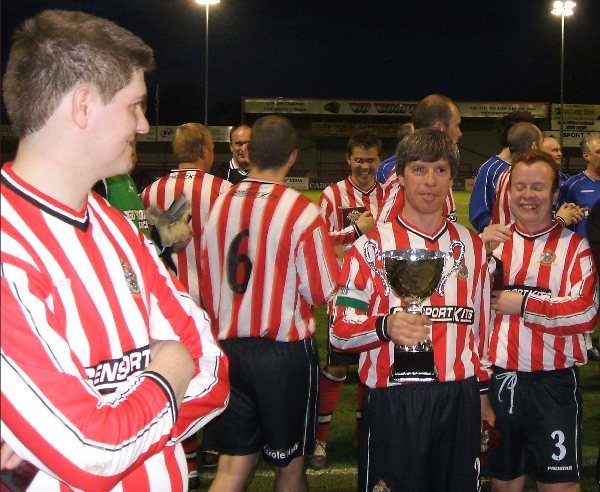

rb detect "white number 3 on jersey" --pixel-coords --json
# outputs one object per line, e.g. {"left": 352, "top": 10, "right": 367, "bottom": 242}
{"left": 551, "top": 430, "right": 567, "bottom": 461}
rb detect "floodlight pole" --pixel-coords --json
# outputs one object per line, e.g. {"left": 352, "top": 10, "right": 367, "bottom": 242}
{"left": 559, "top": 8, "right": 565, "bottom": 157}
{"left": 204, "top": 4, "right": 209, "bottom": 126}
{"left": 551, "top": 1, "right": 575, "bottom": 170}
{"left": 195, "top": 0, "right": 220, "bottom": 125}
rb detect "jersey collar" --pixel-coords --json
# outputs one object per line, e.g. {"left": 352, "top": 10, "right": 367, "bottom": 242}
{"left": 1, "top": 163, "right": 90, "bottom": 231}
{"left": 395, "top": 214, "right": 448, "bottom": 243}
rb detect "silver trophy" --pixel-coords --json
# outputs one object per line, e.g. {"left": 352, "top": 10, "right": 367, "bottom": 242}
{"left": 364, "top": 240, "right": 465, "bottom": 383}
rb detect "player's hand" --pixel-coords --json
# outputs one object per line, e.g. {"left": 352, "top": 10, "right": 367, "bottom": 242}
{"left": 147, "top": 340, "right": 195, "bottom": 406}
{"left": 356, "top": 211, "right": 375, "bottom": 235}
{"left": 385, "top": 311, "right": 431, "bottom": 347}
{"left": 490, "top": 290, "right": 523, "bottom": 316}
{"left": 0, "top": 440, "right": 24, "bottom": 471}
{"left": 556, "top": 202, "right": 585, "bottom": 226}
{"left": 481, "top": 224, "right": 511, "bottom": 256}
{"left": 332, "top": 242, "right": 345, "bottom": 259}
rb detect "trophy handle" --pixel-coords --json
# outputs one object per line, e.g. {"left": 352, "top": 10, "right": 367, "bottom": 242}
{"left": 437, "top": 240, "right": 465, "bottom": 296}
{"left": 364, "top": 239, "right": 390, "bottom": 296}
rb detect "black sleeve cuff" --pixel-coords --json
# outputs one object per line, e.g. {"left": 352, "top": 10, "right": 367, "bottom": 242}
{"left": 520, "top": 292, "right": 530, "bottom": 318}
{"left": 142, "top": 370, "right": 178, "bottom": 424}
{"left": 353, "top": 222, "right": 362, "bottom": 238}
{"left": 376, "top": 315, "right": 391, "bottom": 342}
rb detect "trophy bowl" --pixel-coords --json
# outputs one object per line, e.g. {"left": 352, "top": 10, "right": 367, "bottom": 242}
{"left": 382, "top": 249, "right": 446, "bottom": 315}
{"left": 364, "top": 241, "right": 465, "bottom": 383}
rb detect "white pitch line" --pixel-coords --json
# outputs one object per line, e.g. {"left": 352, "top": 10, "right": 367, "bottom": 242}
{"left": 200, "top": 459, "right": 598, "bottom": 479}
{"left": 199, "top": 466, "right": 358, "bottom": 479}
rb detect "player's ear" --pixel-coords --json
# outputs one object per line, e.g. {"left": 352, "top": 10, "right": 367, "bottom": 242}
{"left": 287, "top": 148, "right": 298, "bottom": 167}
{"left": 72, "top": 85, "right": 96, "bottom": 129}
{"left": 432, "top": 121, "right": 444, "bottom": 132}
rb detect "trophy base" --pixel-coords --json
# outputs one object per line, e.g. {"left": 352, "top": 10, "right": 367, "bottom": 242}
{"left": 389, "top": 350, "right": 437, "bottom": 383}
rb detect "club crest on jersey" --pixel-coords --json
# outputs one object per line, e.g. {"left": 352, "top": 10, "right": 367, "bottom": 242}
{"left": 347, "top": 209, "right": 362, "bottom": 224}
{"left": 457, "top": 262, "right": 469, "bottom": 280}
{"left": 121, "top": 259, "right": 140, "bottom": 296}
{"left": 539, "top": 250, "right": 556, "bottom": 265}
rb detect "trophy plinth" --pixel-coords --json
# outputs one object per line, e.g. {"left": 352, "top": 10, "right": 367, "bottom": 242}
{"left": 364, "top": 242, "right": 465, "bottom": 383}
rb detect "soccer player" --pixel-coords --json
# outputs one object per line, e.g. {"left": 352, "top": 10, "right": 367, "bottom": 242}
{"left": 142, "top": 122, "right": 231, "bottom": 303}
{"left": 378, "top": 94, "right": 462, "bottom": 223}
{"left": 0, "top": 9, "right": 229, "bottom": 491}
{"left": 491, "top": 123, "right": 584, "bottom": 233}
{"left": 490, "top": 122, "right": 544, "bottom": 227}
{"left": 200, "top": 115, "right": 339, "bottom": 491}
{"left": 557, "top": 133, "right": 600, "bottom": 362}
{"left": 557, "top": 133, "right": 600, "bottom": 238}
{"left": 331, "top": 128, "right": 494, "bottom": 491}
{"left": 310, "top": 131, "right": 385, "bottom": 469}
{"left": 142, "top": 122, "right": 231, "bottom": 485}
{"left": 469, "top": 110, "right": 536, "bottom": 233}
{"left": 481, "top": 150, "right": 599, "bottom": 491}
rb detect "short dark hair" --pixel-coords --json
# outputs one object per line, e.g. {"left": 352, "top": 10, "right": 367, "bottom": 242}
{"left": 249, "top": 115, "right": 298, "bottom": 170}
{"left": 395, "top": 128, "right": 460, "bottom": 178}
{"left": 507, "top": 122, "right": 542, "bottom": 155}
{"left": 396, "top": 122, "right": 414, "bottom": 142}
{"left": 346, "top": 131, "right": 382, "bottom": 157}
{"left": 412, "top": 94, "right": 456, "bottom": 129}
{"left": 495, "top": 110, "right": 534, "bottom": 148}
{"left": 3, "top": 9, "right": 155, "bottom": 138}
{"left": 172, "top": 123, "right": 213, "bottom": 162}
{"left": 510, "top": 150, "right": 559, "bottom": 192}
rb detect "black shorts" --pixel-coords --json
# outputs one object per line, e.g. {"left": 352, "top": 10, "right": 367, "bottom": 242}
{"left": 326, "top": 315, "right": 359, "bottom": 367}
{"left": 358, "top": 377, "right": 481, "bottom": 492}
{"left": 204, "top": 337, "right": 319, "bottom": 467}
{"left": 483, "top": 366, "right": 583, "bottom": 484}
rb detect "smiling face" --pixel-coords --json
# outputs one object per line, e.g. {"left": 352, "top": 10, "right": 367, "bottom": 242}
{"left": 542, "top": 136, "right": 562, "bottom": 166}
{"left": 398, "top": 159, "right": 452, "bottom": 226}
{"left": 509, "top": 159, "right": 559, "bottom": 232}
{"left": 347, "top": 145, "right": 380, "bottom": 190}
{"left": 90, "top": 68, "right": 149, "bottom": 178}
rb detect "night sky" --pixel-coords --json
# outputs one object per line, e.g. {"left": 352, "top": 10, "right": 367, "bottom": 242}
{"left": 2, "top": 0, "right": 599, "bottom": 126}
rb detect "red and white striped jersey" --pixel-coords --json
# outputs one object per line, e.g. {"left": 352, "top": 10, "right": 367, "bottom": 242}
{"left": 1, "top": 163, "right": 229, "bottom": 491}
{"left": 488, "top": 221, "right": 599, "bottom": 371}
{"left": 331, "top": 216, "right": 491, "bottom": 389}
{"left": 378, "top": 178, "right": 457, "bottom": 223}
{"left": 318, "top": 177, "right": 384, "bottom": 247}
{"left": 491, "top": 168, "right": 513, "bottom": 226}
{"left": 200, "top": 179, "right": 339, "bottom": 342}
{"left": 142, "top": 169, "right": 231, "bottom": 304}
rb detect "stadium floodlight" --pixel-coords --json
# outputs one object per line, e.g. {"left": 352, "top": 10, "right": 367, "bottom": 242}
{"left": 194, "top": 0, "right": 221, "bottom": 125}
{"left": 551, "top": 1, "right": 576, "bottom": 16}
{"left": 550, "top": 1, "right": 576, "bottom": 159}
